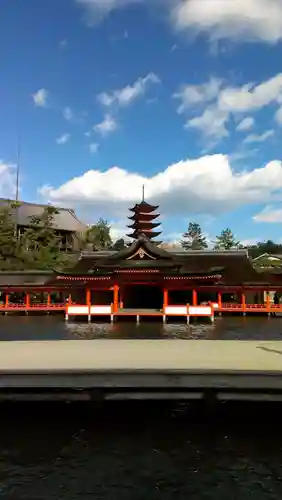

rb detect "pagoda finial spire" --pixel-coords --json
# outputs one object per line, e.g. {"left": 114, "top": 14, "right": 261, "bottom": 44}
{"left": 127, "top": 194, "right": 162, "bottom": 242}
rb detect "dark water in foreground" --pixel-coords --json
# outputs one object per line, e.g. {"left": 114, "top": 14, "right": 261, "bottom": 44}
{"left": 1, "top": 314, "right": 282, "bottom": 340}
{"left": 1, "top": 316, "right": 282, "bottom": 498}
{"left": 2, "top": 401, "right": 282, "bottom": 499}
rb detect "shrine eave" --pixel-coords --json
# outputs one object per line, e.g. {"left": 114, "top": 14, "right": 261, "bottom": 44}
{"left": 54, "top": 272, "right": 223, "bottom": 280}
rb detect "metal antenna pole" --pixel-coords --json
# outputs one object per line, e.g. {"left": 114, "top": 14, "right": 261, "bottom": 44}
{"left": 15, "top": 136, "right": 20, "bottom": 239}
{"left": 16, "top": 136, "right": 20, "bottom": 203}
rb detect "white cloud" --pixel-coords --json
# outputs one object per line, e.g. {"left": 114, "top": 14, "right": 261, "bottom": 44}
{"left": 275, "top": 106, "right": 282, "bottom": 125}
{"left": 253, "top": 206, "right": 282, "bottom": 223}
{"left": 241, "top": 238, "right": 260, "bottom": 247}
{"left": 236, "top": 117, "right": 254, "bottom": 132}
{"left": 94, "top": 114, "right": 117, "bottom": 135}
{"left": 110, "top": 219, "right": 129, "bottom": 242}
{"left": 39, "top": 154, "right": 282, "bottom": 220}
{"left": 97, "top": 73, "right": 160, "bottom": 108}
{"left": 175, "top": 73, "right": 282, "bottom": 142}
{"left": 76, "top": 0, "right": 143, "bottom": 24}
{"left": 218, "top": 74, "right": 282, "bottom": 113}
{"left": 89, "top": 142, "right": 99, "bottom": 153}
{"left": 0, "top": 161, "right": 17, "bottom": 198}
{"left": 176, "top": 74, "right": 282, "bottom": 116}
{"left": 161, "top": 232, "right": 182, "bottom": 244}
{"left": 32, "top": 88, "right": 48, "bottom": 107}
{"left": 229, "top": 148, "right": 259, "bottom": 162}
{"left": 185, "top": 107, "right": 229, "bottom": 141}
{"left": 172, "top": 0, "right": 282, "bottom": 44}
{"left": 243, "top": 130, "right": 274, "bottom": 144}
{"left": 63, "top": 107, "right": 73, "bottom": 121}
{"left": 174, "top": 78, "right": 223, "bottom": 114}
{"left": 56, "top": 133, "right": 71, "bottom": 145}
{"left": 77, "top": 0, "right": 282, "bottom": 46}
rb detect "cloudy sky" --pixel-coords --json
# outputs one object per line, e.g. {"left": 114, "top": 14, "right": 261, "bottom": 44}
{"left": 2, "top": 0, "right": 282, "bottom": 243}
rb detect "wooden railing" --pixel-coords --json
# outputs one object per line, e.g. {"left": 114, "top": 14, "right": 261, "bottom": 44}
{"left": 0, "top": 303, "right": 65, "bottom": 310}
{"left": 0, "top": 301, "right": 281, "bottom": 314}
{"left": 221, "top": 303, "right": 282, "bottom": 312}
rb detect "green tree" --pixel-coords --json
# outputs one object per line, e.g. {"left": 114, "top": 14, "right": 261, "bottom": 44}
{"left": 247, "top": 240, "right": 282, "bottom": 259}
{"left": 213, "top": 228, "right": 240, "bottom": 250}
{"left": 84, "top": 218, "right": 112, "bottom": 251}
{"left": 0, "top": 202, "right": 23, "bottom": 269}
{"left": 20, "top": 206, "right": 68, "bottom": 269}
{"left": 181, "top": 222, "right": 208, "bottom": 250}
{"left": 112, "top": 238, "right": 126, "bottom": 251}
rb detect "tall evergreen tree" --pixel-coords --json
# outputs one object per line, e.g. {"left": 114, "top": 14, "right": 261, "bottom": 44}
{"left": 247, "top": 240, "right": 282, "bottom": 259}
{"left": 83, "top": 218, "right": 112, "bottom": 251}
{"left": 0, "top": 202, "right": 23, "bottom": 269}
{"left": 20, "top": 206, "right": 68, "bottom": 269}
{"left": 181, "top": 222, "right": 208, "bottom": 250}
{"left": 214, "top": 228, "right": 240, "bottom": 250}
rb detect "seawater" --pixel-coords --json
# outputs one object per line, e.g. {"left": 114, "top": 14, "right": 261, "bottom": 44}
{"left": 1, "top": 316, "right": 282, "bottom": 499}
{"left": 0, "top": 314, "right": 281, "bottom": 340}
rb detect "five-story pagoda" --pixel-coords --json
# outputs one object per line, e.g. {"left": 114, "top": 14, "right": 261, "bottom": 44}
{"left": 126, "top": 186, "right": 162, "bottom": 243}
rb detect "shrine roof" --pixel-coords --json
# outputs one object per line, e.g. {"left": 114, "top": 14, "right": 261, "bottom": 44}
{"left": 54, "top": 235, "right": 279, "bottom": 285}
{"left": 0, "top": 270, "right": 54, "bottom": 286}
{"left": 176, "top": 252, "right": 275, "bottom": 285}
{"left": 0, "top": 198, "right": 87, "bottom": 233}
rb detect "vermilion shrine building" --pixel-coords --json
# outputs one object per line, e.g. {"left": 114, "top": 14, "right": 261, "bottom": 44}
{"left": 0, "top": 198, "right": 281, "bottom": 318}
{"left": 50, "top": 199, "right": 282, "bottom": 318}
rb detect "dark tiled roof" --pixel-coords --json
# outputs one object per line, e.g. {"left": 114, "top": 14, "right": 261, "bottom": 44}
{"left": 80, "top": 250, "right": 116, "bottom": 258}
{"left": 59, "top": 236, "right": 278, "bottom": 285}
{"left": 0, "top": 199, "right": 87, "bottom": 233}
{"left": 106, "top": 235, "right": 173, "bottom": 260}
{"left": 0, "top": 271, "right": 53, "bottom": 286}
{"left": 176, "top": 252, "right": 275, "bottom": 285}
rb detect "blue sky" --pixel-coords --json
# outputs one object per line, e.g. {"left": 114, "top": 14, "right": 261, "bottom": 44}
{"left": 2, "top": 0, "right": 282, "bottom": 244}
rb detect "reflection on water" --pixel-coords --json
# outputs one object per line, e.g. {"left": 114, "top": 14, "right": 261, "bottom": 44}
{"left": 0, "top": 315, "right": 282, "bottom": 340}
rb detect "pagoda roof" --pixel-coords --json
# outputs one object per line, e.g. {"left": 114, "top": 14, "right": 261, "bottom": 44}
{"left": 128, "top": 213, "right": 160, "bottom": 221}
{"left": 127, "top": 230, "right": 162, "bottom": 240}
{"left": 127, "top": 222, "right": 160, "bottom": 230}
{"left": 129, "top": 201, "right": 159, "bottom": 213}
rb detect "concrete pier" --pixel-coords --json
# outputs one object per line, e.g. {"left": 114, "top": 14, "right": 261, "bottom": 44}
{"left": 0, "top": 340, "right": 282, "bottom": 401}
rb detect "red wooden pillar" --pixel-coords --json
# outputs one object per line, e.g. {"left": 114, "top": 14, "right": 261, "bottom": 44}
{"left": 163, "top": 289, "right": 168, "bottom": 309}
{"left": 241, "top": 291, "right": 246, "bottom": 311}
{"left": 218, "top": 292, "right": 222, "bottom": 309}
{"left": 120, "top": 286, "right": 124, "bottom": 309}
{"left": 68, "top": 293, "right": 72, "bottom": 305}
{"left": 86, "top": 288, "right": 91, "bottom": 306}
{"left": 5, "top": 293, "right": 9, "bottom": 307}
{"left": 47, "top": 292, "right": 51, "bottom": 306}
{"left": 266, "top": 291, "right": 271, "bottom": 311}
{"left": 192, "top": 289, "right": 197, "bottom": 306}
{"left": 113, "top": 285, "right": 119, "bottom": 313}
{"left": 25, "top": 292, "right": 30, "bottom": 308}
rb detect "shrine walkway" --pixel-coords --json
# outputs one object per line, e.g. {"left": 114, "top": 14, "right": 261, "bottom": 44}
{"left": 1, "top": 339, "right": 282, "bottom": 401}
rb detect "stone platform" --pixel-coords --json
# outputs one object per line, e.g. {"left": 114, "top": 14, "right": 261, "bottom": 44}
{"left": 0, "top": 339, "right": 282, "bottom": 401}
